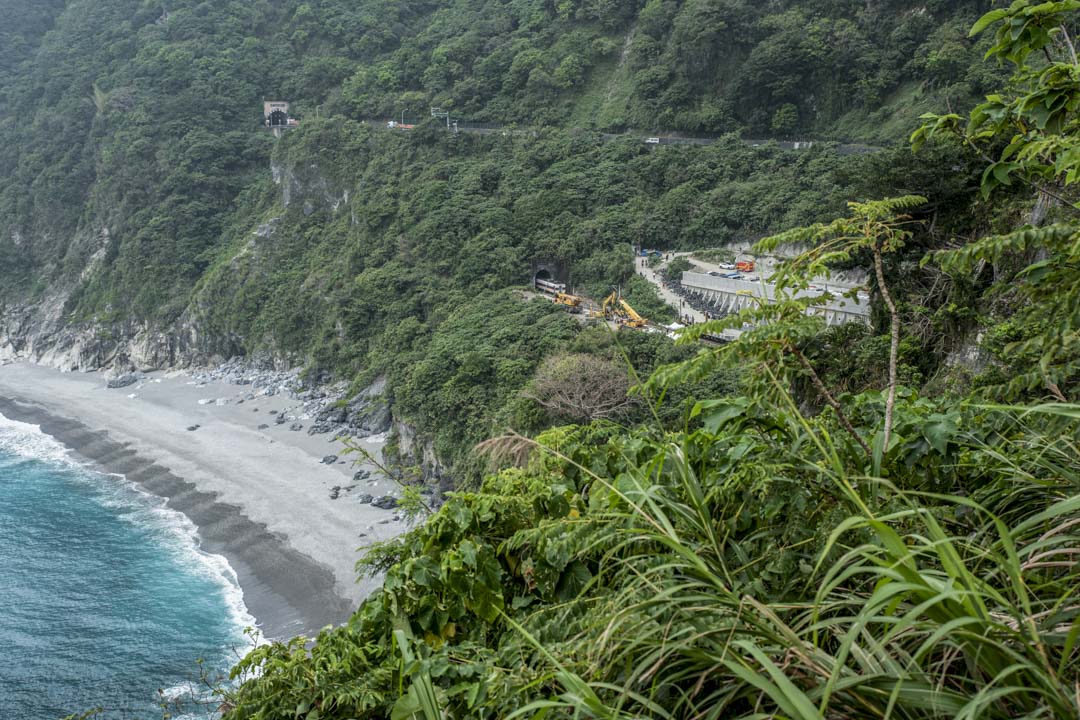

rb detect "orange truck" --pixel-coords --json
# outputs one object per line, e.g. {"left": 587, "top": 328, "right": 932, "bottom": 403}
{"left": 736, "top": 260, "right": 755, "bottom": 272}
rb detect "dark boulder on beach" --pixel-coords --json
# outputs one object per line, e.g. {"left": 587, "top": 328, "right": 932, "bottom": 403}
{"left": 187, "top": 425, "right": 200, "bottom": 431}
{"left": 275, "top": 415, "right": 287, "bottom": 425}
{"left": 372, "top": 495, "right": 398, "bottom": 510}
{"left": 107, "top": 374, "right": 139, "bottom": 389}
{"left": 317, "top": 406, "right": 348, "bottom": 424}
{"left": 289, "top": 422, "right": 304, "bottom": 431}
{"left": 307, "top": 420, "right": 335, "bottom": 435}
{"left": 356, "top": 494, "right": 374, "bottom": 504}
{"left": 321, "top": 455, "right": 338, "bottom": 465}
{"left": 353, "top": 470, "right": 371, "bottom": 482}
{"left": 258, "top": 424, "right": 270, "bottom": 430}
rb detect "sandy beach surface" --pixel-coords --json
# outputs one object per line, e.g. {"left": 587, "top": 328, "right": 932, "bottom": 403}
{"left": 0, "top": 362, "right": 407, "bottom": 639}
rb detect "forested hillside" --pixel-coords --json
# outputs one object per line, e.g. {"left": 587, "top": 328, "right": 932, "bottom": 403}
{"left": 0, "top": 0, "right": 1008, "bottom": 478}
{"left": 218, "top": 2, "right": 1080, "bottom": 716}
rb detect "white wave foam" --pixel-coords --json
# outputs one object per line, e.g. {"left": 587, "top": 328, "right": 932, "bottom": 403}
{"left": 159, "top": 680, "right": 222, "bottom": 720}
{"left": 0, "top": 411, "right": 261, "bottom": 650}
{"left": 0, "top": 412, "right": 80, "bottom": 466}
{"left": 92, "top": 473, "right": 260, "bottom": 646}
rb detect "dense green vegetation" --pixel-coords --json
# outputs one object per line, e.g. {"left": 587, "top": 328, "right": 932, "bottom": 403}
{"left": 212, "top": 3, "right": 1080, "bottom": 718}
{"left": 0, "top": 0, "right": 1016, "bottom": 477}
{"left": 6, "top": 2, "right": 1080, "bottom": 715}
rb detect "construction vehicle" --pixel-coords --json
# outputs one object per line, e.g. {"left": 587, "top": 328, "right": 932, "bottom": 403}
{"left": 599, "top": 290, "right": 618, "bottom": 317}
{"left": 598, "top": 290, "right": 648, "bottom": 328}
{"left": 618, "top": 298, "right": 647, "bottom": 328}
{"left": 554, "top": 292, "right": 583, "bottom": 312}
{"left": 736, "top": 260, "right": 755, "bottom": 272}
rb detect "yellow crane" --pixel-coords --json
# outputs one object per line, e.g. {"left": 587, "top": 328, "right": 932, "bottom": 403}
{"left": 618, "top": 299, "right": 647, "bottom": 328}
{"left": 554, "top": 292, "right": 582, "bottom": 307}
{"left": 554, "top": 291, "right": 584, "bottom": 313}
{"left": 594, "top": 290, "right": 648, "bottom": 328}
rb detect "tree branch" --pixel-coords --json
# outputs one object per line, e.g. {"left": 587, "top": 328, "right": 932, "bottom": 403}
{"left": 790, "top": 346, "right": 872, "bottom": 458}
{"left": 872, "top": 242, "right": 900, "bottom": 454}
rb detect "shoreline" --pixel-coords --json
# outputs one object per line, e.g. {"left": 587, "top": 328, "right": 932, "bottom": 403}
{"left": 0, "top": 364, "right": 407, "bottom": 640}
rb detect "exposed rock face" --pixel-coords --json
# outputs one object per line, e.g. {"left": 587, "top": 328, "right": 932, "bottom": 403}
{"left": 344, "top": 376, "right": 392, "bottom": 435}
{"left": 942, "top": 334, "right": 992, "bottom": 375}
{"left": 392, "top": 419, "right": 446, "bottom": 485}
{"left": 297, "top": 376, "right": 392, "bottom": 440}
{"left": 0, "top": 290, "right": 204, "bottom": 373}
{"left": 271, "top": 160, "right": 348, "bottom": 214}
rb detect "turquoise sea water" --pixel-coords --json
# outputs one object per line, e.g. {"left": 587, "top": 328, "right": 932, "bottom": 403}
{"left": 0, "top": 414, "right": 254, "bottom": 719}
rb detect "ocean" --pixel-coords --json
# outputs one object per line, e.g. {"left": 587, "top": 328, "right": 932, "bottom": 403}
{"left": 0, "top": 414, "right": 255, "bottom": 719}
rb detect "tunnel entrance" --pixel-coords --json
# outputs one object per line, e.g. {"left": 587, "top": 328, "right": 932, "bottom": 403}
{"left": 530, "top": 259, "right": 568, "bottom": 289}
{"left": 268, "top": 110, "right": 288, "bottom": 127}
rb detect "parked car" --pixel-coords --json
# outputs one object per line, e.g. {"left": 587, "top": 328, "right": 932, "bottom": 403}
{"left": 744, "top": 275, "right": 760, "bottom": 282}
{"left": 718, "top": 263, "right": 736, "bottom": 270}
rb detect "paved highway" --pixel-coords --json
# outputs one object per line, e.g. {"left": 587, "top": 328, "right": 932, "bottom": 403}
{"left": 367, "top": 118, "right": 882, "bottom": 155}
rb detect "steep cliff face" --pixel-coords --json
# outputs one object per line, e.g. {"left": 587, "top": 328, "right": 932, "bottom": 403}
{"left": 0, "top": 224, "right": 204, "bottom": 371}
{"left": 0, "top": 296, "right": 200, "bottom": 371}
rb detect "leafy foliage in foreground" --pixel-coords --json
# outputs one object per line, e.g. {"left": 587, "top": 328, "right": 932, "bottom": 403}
{"left": 222, "top": 391, "right": 1080, "bottom": 719}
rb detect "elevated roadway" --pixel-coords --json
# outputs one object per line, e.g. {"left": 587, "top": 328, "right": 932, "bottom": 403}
{"left": 681, "top": 272, "right": 870, "bottom": 327}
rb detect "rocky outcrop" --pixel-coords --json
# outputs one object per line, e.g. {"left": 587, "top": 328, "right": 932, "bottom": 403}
{"left": 271, "top": 159, "right": 349, "bottom": 215}
{"left": 943, "top": 334, "right": 992, "bottom": 375}
{"left": 391, "top": 419, "right": 447, "bottom": 485}
{"left": 344, "top": 376, "right": 392, "bottom": 434}
{"left": 0, "top": 292, "right": 204, "bottom": 373}
{"left": 303, "top": 376, "right": 392, "bottom": 438}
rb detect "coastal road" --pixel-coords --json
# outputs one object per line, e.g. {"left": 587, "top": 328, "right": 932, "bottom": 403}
{"left": 636, "top": 256, "right": 705, "bottom": 325}
{"left": 363, "top": 116, "right": 882, "bottom": 155}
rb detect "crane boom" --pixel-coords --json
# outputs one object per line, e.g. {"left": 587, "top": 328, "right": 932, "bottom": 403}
{"left": 618, "top": 299, "right": 647, "bottom": 327}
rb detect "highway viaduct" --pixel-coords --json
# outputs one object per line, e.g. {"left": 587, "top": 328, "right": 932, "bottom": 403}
{"left": 681, "top": 272, "right": 871, "bottom": 327}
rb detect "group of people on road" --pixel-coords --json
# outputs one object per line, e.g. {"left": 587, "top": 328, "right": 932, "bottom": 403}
{"left": 635, "top": 254, "right": 723, "bottom": 327}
